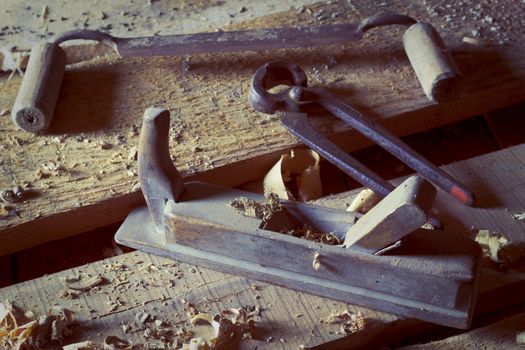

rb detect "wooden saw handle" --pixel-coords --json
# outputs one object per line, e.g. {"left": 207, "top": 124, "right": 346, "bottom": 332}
{"left": 11, "top": 43, "right": 66, "bottom": 133}
{"left": 403, "top": 22, "right": 463, "bottom": 102}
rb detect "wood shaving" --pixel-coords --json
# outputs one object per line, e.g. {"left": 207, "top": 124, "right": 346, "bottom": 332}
{"left": 103, "top": 335, "right": 132, "bottom": 350}
{"left": 513, "top": 211, "right": 525, "bottom": 221}
{"left": 263, "top": 149, "right": 322, "bottom": 202}
{"left": 0, "top": 302, "right": 74, "bottom": 349}
{"left": 0, "top": 186, "right": 26, "bottom": 204}
{"left": 65, "top": 275, "right": 104, "bottom": 291}
{"left": 0, "top": 205, "right": 14, "bottom": 218}
{"left": 475, "top": 229, "right": 525, "bottom": 265}
{"left": 320, "top": 310, "right": 365, "bottom": 334}
{"left": 230, "top": 194, "right": 339, "bottom": 244}
{"left": 346, "top": 188, "right": 380, "bottom": 214}
{"left": 59, "top": 289, "right": 79, "bottom": 299}
{"left": 184, "top": 303, "right": 199, "bottom": 318}
{"left": 312, "top": 252, "right": 321, "bottom": 270}
{"left": 63, "top": 340, "right": 100, "bottom": 350}
{"left": 287, "top": 226, "right": 340, "bottom": 245}
{"left": 462, "top": 36, "right": 487, "bottom": 46}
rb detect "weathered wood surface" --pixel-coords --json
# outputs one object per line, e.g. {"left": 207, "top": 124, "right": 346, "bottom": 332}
{"left": 313, "top": 144, "right": 525, "bottom": 348}
{"left": 1, "top": 144, "right": 524, "bottom": 349}
{"left": 400, "top": 312, "right": 525, "bottom": 350}
{"left": 1, "top": 0, "right": 525, "bottom": 254}
{"left": 0, "top": 0, "right": 320, "bottom": 71}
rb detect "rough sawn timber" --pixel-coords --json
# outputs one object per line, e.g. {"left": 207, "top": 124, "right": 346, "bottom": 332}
{"left": 1, "top": 145, "right": 525, "bottom": 349}
{"left": 1, "top": 0, "right": 525, "bottom": 254}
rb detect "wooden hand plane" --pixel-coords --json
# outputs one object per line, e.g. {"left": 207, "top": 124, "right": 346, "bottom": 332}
{"left": 115, "top": 108, "right": 482, "bottom": 329}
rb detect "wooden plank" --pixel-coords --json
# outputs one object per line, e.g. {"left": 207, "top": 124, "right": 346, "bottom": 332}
{"left": 1, "top": 0, "right": 525, "bottom": 254}
{"left": 0, "top": 234, "right": 399, "bottom": 349}
{"left": 399, "top": 312, "right": 525, "bottom": 350}
{"left": 0, "top": 144, "right": 524, "bottom": 349}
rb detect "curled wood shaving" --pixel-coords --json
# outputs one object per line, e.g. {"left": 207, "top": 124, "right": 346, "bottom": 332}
{"left": 1, "top": 302, "right": 74, "bottom": 350}
{"left": 475, "top": 229, "right": 525, "bottom": 265}
{"left": 103, "top": 335, "right": 132, "bottom": 350}
{"left": 230, "top": 195, "right": 339, "bottom": 245}
{"left": 184, "top": 303, "right": 199, "bottom": 319}
{"left": 0, "top": 302, "right": 39, "bottom": 349}
{"left": 0, "top": 302, "right": 18, "bottom": 338}
{"left": 36, "top": 307, "right": 74, "bottom": 347}
{"left": 312, "top": 252, "right": 321, "bottom": 270}
{"left": 134, "top": 312, "right": 150, "bottom": 324}
{"left": 263, "top": 149, "right": 322, "bottom": 202}
{"left": 65, "top": 275, "right": 104, "bottom": 291}
{"left": 187, "top": 306, "right": 258, "bottom": 349}
{"left": 7, "top": 320, "right": 37, "bottom": 349}
{"left": 513, "top": 211, "right": 525, "bottom": 221}
{"left": 229, "top": 193, "right": 282, "bottom": 223}
{"left": 320, "top": 310, "right": 365, "bottom": 334}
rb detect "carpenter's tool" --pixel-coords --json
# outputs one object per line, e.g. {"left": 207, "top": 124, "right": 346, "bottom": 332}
{"left": 249, "top": 61, "right": 474, "bottom": 207}
{"left": 12, "top": 13, "right": 461, "bottom": 133}
{"left": 115, "top": 107, "right": 481, "bottom": 329}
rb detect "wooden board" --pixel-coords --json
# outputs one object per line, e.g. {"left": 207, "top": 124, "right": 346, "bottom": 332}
{"left": 0, "top": 0, "right": 319, "bottom": 71}
{"left": 1, "top": 144, "right": 524, "bottom": 349}
{"left": 2, "top": 0, "right": 525, "bottom": 254}
{"left": 400, "top": 312, "right": 525, "bottom": 350}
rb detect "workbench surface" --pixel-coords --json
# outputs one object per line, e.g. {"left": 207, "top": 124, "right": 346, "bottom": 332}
{"left": 1, "top": 1, "right": 525, "bottom": 348}
{"left": 1, "top": 145, "right": 524, "bottom": 349}
{"left": 1, "top": 0, "right": 525, "bottom": 254}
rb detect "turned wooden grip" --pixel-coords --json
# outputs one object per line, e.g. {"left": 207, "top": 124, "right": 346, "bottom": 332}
{"left": 403, "top": 23, "right": 463, "bottom": 103}
{"left": 11, "top": 43, "right": 66, "bottom": 133}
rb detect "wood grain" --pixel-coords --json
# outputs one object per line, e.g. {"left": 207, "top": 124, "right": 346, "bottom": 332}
{"left": 1, "top": 0, "right": 525, "bottom": 254}
{"left": 1, "top": 145, "right": 525, "bottom": 349}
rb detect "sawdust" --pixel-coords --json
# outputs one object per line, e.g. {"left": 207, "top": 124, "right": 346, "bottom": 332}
{"left": 513, "top": 211, "right": 525, "bottom": 221}
{"left": 103, "top": 336, "right": 133, "bottom": 350}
